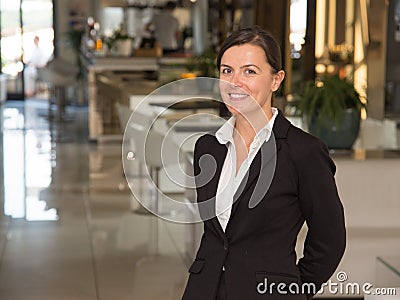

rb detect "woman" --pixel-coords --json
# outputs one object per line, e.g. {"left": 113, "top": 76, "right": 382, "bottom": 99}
{"left": 182, "top": 26, "right": 346, "bottom": 300}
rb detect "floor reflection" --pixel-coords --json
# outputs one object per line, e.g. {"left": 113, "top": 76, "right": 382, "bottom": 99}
{"left": 3, "top": 102, "right": 58, "bottom": 221}
{"left": 0, "top": 99, "right": 191, "bottom": 299}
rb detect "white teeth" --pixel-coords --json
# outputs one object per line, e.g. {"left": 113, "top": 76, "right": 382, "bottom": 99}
{"left": 229, "top": 93, "right": 247, "bottom": 98}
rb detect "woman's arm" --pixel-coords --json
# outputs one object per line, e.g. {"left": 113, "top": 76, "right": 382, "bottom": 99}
{"left": 294, "top": 138, "right": 346, "bottom": 298}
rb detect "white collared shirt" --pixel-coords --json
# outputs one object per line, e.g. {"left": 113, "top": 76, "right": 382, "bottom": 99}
{"left": 215, "top": 108, "right": 278, "bottom": 231}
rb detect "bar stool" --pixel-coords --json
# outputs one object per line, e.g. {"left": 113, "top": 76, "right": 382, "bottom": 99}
{"left": 36, "top": 58, "right": 78, "bottom": 122}
{"left": 125, "top": 111, "right": 181, "bottom": 254}
{"left": 126, "top": 111, "right": 183, "bottom": 213}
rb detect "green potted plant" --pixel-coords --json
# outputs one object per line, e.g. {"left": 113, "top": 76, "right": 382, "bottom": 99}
{"left": 299, "top": 74, "right": 366, "bottom": 149}
{"left": 189, "top": 47, "right": 218, "bottom": 77}
{"left": 105, "top": 26, "right": 134, "bottom": 56}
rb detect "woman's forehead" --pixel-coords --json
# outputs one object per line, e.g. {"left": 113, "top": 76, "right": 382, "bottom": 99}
{"left": 221, "top": 44, "right": 268, "bottom": 64}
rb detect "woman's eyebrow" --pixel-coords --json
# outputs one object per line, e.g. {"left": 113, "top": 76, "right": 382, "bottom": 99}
{"left": 241, "top": 64, "right": 261, "bottom": 71}
{"left": 220, "top": 64, "right": 232, "bottom": 68}
{"left": 220, "top": 63, "right": 261, "bottom": 71}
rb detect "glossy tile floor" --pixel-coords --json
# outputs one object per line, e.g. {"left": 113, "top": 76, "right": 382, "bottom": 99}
{"left": 0, "top": 99, "right": 191, "bottom": 300}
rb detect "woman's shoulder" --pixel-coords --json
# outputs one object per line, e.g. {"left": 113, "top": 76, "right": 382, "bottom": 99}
{"left": 286, "top": 123, "right": 330, "bottom": 157}
{"left": 287, "top": 124, "right": 322, "bottom": 143}
{"left": 194, "top": 133, "right": 219, "bottom": 151}
{"left": 285, "top": 123, "right": 336, "bottom": 175}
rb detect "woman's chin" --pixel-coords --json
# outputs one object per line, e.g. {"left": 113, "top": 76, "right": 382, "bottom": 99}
{"left": 225, "top": 104, "right": 243, "bottom": 116}
{"left": 227, "top": 108, "right": 240, "bottom": 116}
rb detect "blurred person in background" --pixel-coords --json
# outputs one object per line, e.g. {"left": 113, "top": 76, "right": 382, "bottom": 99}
{"left": 25, "top": 36, "right": 48, "bottom": 97}
{"left": 146, "top": 1, "right": 181, "bottom": 55}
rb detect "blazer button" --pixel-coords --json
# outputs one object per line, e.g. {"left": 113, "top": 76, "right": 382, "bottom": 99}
{"left": 224, "top": 243, "right": 229, "bottom": 250}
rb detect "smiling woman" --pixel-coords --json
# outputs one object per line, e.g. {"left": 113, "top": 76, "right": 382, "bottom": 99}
{"left": 218, "top": 44, "right": 284, "bottom": 127}
{"left": 182, "top": 26, "right": 346, "bottom": 300}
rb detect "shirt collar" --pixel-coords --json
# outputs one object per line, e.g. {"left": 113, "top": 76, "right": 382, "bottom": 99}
{"left": 216, "top": 116, "right": 236, "bottom": 145}
{"left": 215, "top": 107, "right": 278, "bottom": 145}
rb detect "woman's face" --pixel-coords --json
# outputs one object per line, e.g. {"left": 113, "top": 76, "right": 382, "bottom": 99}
{"left": 219, "top": 44, "right": 284, "bottom": 118}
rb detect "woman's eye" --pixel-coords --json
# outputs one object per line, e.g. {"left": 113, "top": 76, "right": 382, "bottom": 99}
{"left": 221, "top": 68, "right": 232, "bottom": 74}
{"left": 244, "top": 69, "right": 256, "bottom": 75}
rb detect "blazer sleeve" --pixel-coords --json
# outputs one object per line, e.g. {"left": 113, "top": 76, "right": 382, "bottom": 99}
{"left": 193, "top": 136, "right": 207, "bottom": 197}
{"left": 192, "top": 135, "right": 214, "bottom": 203}
{"left": 294, "top": 138, "right": 346, "bottom": 298}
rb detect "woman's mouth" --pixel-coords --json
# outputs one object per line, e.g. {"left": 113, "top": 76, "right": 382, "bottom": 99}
{"left": 228, "top": 93, "right": 249, "bottom": 100}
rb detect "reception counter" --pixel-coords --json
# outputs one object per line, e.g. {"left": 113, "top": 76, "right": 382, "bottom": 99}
{"left": 82, "top": 55, "right": 191, "bottom": 141}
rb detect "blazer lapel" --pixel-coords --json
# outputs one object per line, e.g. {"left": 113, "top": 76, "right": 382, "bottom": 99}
{"left": 200, "top": 135, "right": 228, "bottom": 239}
{"left": 228, "top": 110, "right": 291, "bottom": 219}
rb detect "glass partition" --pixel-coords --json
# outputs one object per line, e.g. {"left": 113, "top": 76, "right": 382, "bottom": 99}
{"left": 376, "top": 256, "right": 400, "bottom": 288}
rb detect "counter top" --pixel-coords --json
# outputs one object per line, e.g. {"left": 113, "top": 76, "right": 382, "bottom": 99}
{"left": 330, "top": 149, "right": 400, "bottom": 160}
{"left": 82, "top": 54, "right": 191, "bottom": 72}
{"left": 82, "top": 55, "right": 159, "bottom": 72}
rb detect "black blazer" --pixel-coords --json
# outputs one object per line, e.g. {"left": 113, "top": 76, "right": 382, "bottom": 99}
{"left": 182, "top": 110, "right": 346, "bottom": 300}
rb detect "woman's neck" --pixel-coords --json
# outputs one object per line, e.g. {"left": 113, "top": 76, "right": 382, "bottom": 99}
{"left": 234, "top": 107, "right": 273, "bottom": 149}
{"left": 235, "top": 107, "right": 273, "bottom": 134}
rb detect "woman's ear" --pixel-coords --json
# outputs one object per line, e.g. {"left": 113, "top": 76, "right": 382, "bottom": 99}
{"left": 271, "top": 70, "right": 285, "bottom": 92}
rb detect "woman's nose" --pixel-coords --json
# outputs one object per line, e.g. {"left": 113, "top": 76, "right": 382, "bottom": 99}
{"left": 230, "top": 72, "right": 243, "bottom": 87}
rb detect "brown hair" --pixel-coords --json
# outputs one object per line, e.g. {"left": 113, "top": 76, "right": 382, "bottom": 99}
{"left": 165, "top": 1, "right": 177, "bottom": 10}
{"left": 216, "top": 26, "right": 282, "bottom": 74}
